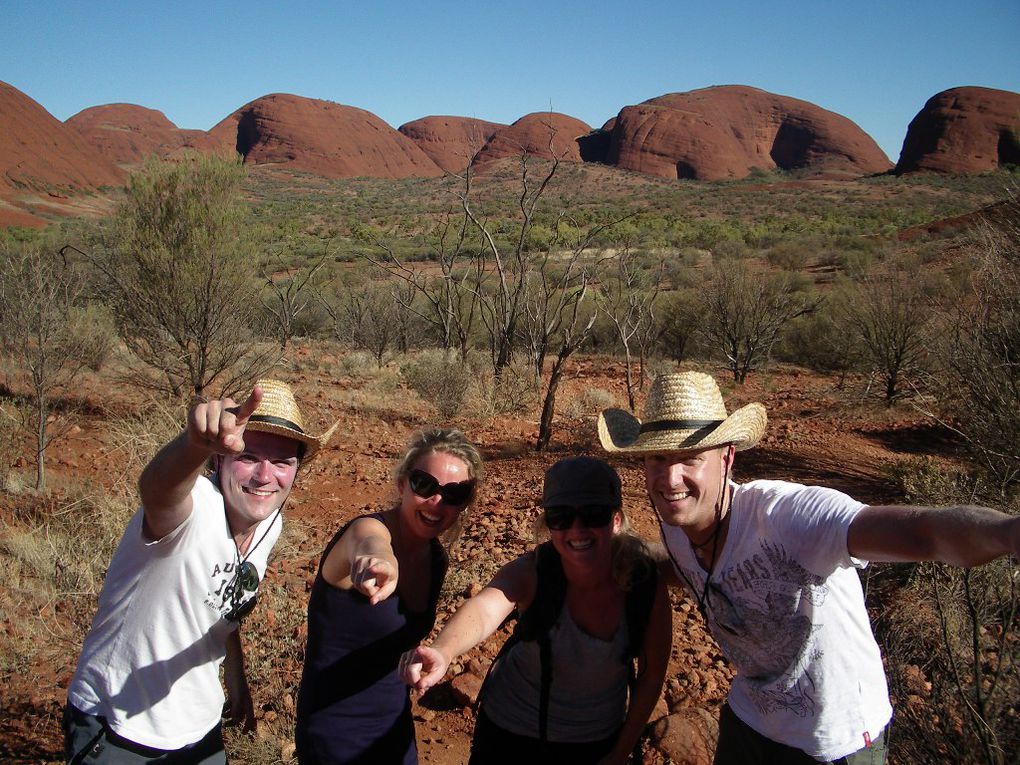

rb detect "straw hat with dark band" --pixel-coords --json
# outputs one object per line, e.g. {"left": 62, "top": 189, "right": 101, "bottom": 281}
{"left": 598, "top": 372, "right": 767, "bottom": 455}
{"left": 245, "top": 379, "right": 337, "bottom": 461}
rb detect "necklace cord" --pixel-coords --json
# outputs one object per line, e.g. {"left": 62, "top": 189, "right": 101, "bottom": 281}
{"left": 655, "top": 459, "right": 732, "bottom": 620}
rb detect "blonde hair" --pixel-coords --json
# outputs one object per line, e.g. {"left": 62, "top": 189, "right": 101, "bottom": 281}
{"left": 394, "top": 428, "right": 483, "bottom": 548}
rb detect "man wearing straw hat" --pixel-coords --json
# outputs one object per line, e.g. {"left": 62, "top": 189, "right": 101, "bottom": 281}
{"left": 599, "top": 371, "right": 1020, "bottom": 765}
{"left": 64, "top": 379, "right": 334, "bottom": 764}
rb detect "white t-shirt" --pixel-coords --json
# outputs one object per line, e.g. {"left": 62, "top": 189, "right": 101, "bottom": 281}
{"left": 67, "top": 475, "right": 282, "bottom": 750}
{"left": 661, "top": 479, "right": 892, "bottom": 761}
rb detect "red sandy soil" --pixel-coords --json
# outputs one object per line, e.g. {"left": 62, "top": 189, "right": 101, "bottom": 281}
{"left": 0, "top": 351, "right": 956, "bottom": 764}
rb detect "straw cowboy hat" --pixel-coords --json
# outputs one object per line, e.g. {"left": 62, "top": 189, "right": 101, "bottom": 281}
{"left": 245, "top": 378, "right": 337, "bottom": 461}
{"left": 598, "top": 372, "right": 767, "bottom": 455}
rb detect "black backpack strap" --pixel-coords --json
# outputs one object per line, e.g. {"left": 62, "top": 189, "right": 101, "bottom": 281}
{"left": 624, "top": 559, "right": 659, "bottom": 663}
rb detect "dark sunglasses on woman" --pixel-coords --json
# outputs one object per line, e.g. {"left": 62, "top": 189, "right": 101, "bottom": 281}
{"left": 408, "top": 468, "right": 476, "bottom": 507}
{"left": 544, "top": 504, "right": 617, "bottom": 531}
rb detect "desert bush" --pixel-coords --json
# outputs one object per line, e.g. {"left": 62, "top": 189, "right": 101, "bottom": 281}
{"left": 563, "top": 388, "right": 617, "bottom": 419}
{"left": 928, "top": 196, "right": 1020, "bottom": 492}
{"left": 466, "top": 355, "right": 540, "bottom": 418}
{"left": 88, "top": 155, "right": 278, "bottom": 398}
{"left": 400, "top": 350, "right": 471, "bottom": 420}
{"left": 876, "top": 457, "right": 1020, "bottom": 765}
{"left": 764, "top": 238, "right": 815, "bottom": 271}
{"left": 335, "top": 350, "right": 384, "bottom": 380}
{"left": 698, "top": 263, "right": 821, "bottom": 383}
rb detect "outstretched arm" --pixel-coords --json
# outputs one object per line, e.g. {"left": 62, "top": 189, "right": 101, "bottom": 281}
{"left": 599, "top": 575, "right": 673, "bottom": 765}
{"left": 401, "top": 554, "right": 537, "bottom": 693}
{"left": 140, "top": 386, "right": 263, "bottom": 540}
{"left": 848, "top": 504, "right": 1020, "bottom": 567}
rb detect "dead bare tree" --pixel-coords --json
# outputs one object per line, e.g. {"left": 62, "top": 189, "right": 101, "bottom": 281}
{"left": 930, "top": 195, "right": 1020, "bottom": 492}
{"left": 464, "top": 151, "right": 561, "bottom": 376}
{"left": 598, "top": 251, "right": 664, "bottom": 410}
{"left": 261, "top": 250, "right": 327, "bottom": 350}
{"left": 319, "top": 275, "right": 402, "bottom": 366}
{"left": 362, "top": 205, "right": 484, "bottom": 361}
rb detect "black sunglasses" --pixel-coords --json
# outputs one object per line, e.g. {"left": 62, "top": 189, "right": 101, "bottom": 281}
{"left": 544, "top": 505, "right": 617, "bottom": 531}
{"left": 408, "top": 469, "right": 476, "bottom": 507}
{"left": 223, "top": 560, "right": 260, "bottom": 623}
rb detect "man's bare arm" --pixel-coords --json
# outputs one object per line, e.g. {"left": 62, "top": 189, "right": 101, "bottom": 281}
{"left": 848, "top": 504, "right": 1020, "bottom": 567}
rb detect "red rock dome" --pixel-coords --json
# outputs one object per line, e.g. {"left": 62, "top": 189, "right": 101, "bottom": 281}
{"left": 607, "top": 86, "right": 891, "bottom": 181}
{"left": 895, "top": 86, "right": 1020, "bottom": 174}
{"left": 0, "top": 80, "right": 124, "bottom": 226}
{"left": 472, "top": 112, "right": 592, "bottom": 167}
{"left": 0, "top": 80, "right": 124, "bottom": 195}
{"left": 398, "top": 116, "right": 504, "bottom": 173}
{"left": 209, "top": 93, "right": 442, "bottom": 179}
{"left": 67, "top": 103, "right": 226, "bottom": 165}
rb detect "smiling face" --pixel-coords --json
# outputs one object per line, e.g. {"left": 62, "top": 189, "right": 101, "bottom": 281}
{"left": 397, "top": 450, "right": 472, "bottom": 541}
{"left": 548, "top": 508, "right": 622, "bottom": 573}
{"left": 219, "top": 431, "right": 301, "bottom": 536}
{"left": 644, "top": 445, "right": 734, "bottom": 534}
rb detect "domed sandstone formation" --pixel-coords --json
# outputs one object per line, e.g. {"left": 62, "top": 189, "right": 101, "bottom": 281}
{"left": 472, "top": 112, "right": 592, "bottom": 167}
{"left": 209, "top": 93, "right": 442, "bottom": 179}
{"left": 66, "top": 103, "right": 226, "bottom": 165}
{"left": 606, "top": 85, "right": 891, "bottom": 180}
{"left": 895, "top": 86, "right": 1020, "bottom": 174}
{"left": 0, "top": 80, "right": 124, "bottom": 195}
{"left": 398, "top": 116, "right": 504, "bottom": 173}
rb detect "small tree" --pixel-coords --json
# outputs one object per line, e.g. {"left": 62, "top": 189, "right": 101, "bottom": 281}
{"left": 321, "top": 276, "right": 404, "bottom": 366}
{"left": 86, "top": 155, "right": 276, "bottom": 397}
{"left": 261, "top": 250, "right": 327, "bottom": 350}
{"left": 699, "top": 263, "right": 820, "bottom": 383}
{"left": 839, "top": 267, "right": 934, "bottom": 404}
{"left": 0, "top": 242, "right": 98, "bottom": 489}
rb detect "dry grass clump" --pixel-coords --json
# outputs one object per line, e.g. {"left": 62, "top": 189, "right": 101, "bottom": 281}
{"left": 0, "top": 485, "right": 135, "bottom": 693}
{"left": 400, "top": 349, "right": 471, "bottom": 420}
{"left": 335, "top": 350, "right": 384, "bottom": 379}
{"left": 465, "top": 355, "right": 540, "bottom": 419}
{"left": 564, "top": 387, "right": 617, "bottom": 419}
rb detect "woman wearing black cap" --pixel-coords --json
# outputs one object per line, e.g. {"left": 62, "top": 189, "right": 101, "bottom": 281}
{"left": 400, "top": 456, "right": 671, "bottom": 765}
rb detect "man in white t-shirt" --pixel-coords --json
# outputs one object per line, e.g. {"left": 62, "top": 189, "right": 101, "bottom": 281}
{"left": 599, "top": 371, "right": 1020, "bottom": 764}
{"left": 65, "top": 379, "right": 334, "bottom": 764}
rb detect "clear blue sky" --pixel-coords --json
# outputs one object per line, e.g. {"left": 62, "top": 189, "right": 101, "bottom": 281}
{"left": 3, "top": 1, "right": 1017, "bottom": 163}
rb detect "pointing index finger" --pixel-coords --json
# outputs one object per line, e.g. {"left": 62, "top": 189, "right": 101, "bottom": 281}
{"left": 234, "top": 385, "right": 263, "bottom": 425}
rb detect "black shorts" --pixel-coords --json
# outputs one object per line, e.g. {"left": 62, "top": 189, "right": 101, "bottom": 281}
{"left": 468, "top": 708, "right": 619, "bottom": 765}
{"left": 63, "top": 704, "right": 226, "bottom": 765}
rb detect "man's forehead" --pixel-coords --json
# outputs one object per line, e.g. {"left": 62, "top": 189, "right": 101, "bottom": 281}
{"left": 240, "top": 430, "right": 302, "bottom": 458}
{"left": 644, "top": 445, "right": 730, "bottom": 462}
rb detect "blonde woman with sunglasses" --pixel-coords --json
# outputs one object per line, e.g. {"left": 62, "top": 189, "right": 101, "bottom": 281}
{"left": 296, "top": 429, "right": 482, "bottom": 765}
{"left": 401, "top": 457, "right": 671, "bottom": 765}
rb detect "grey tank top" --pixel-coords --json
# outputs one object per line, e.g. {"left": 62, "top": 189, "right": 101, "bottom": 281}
{"left": 481, "top": 604, "right": 629, "bottom": 742}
